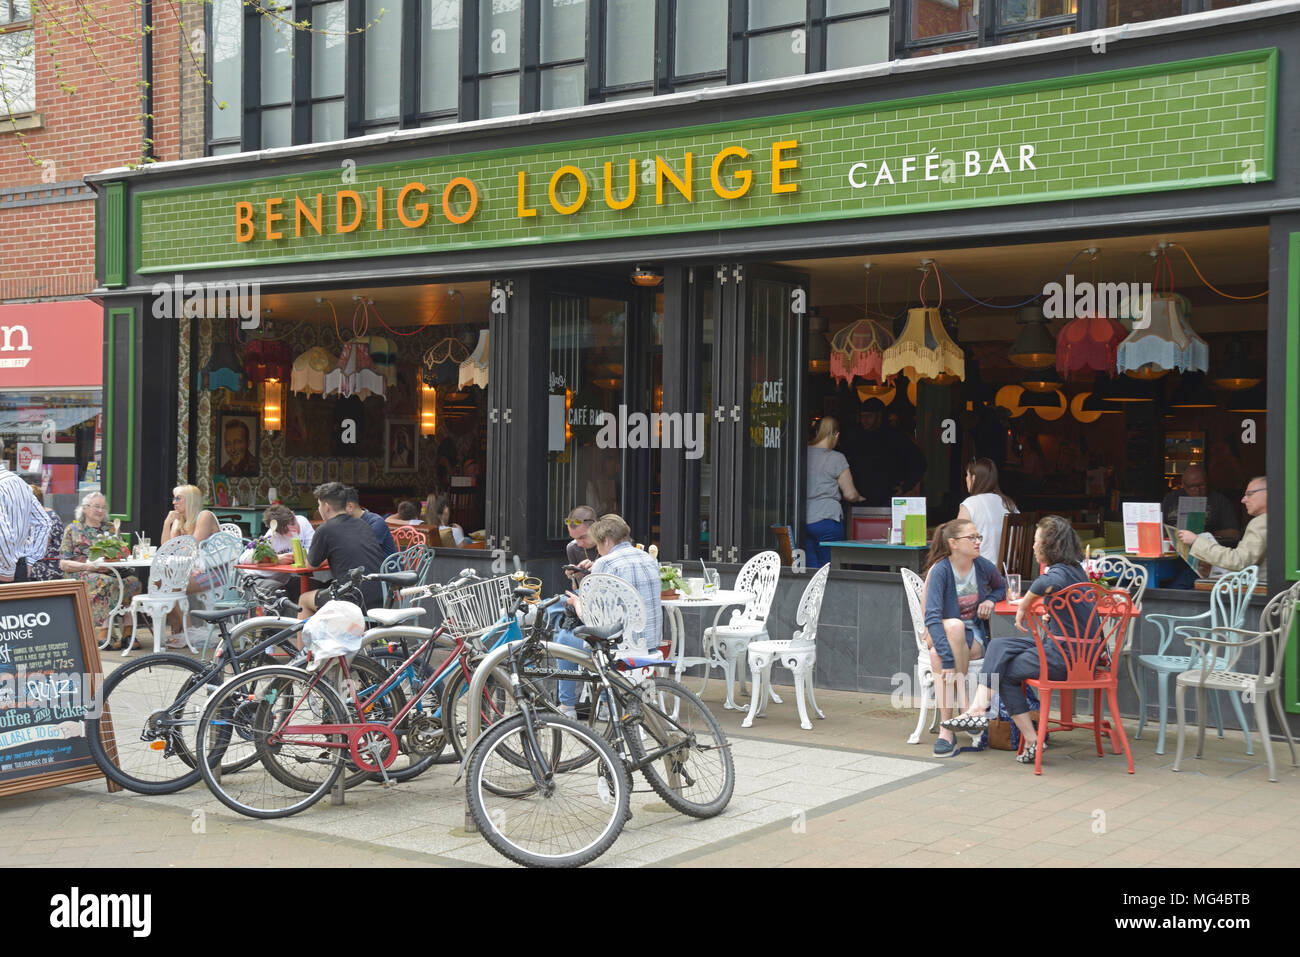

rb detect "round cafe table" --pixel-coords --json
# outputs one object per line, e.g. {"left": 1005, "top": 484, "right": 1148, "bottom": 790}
{"left": 662, "top": 589, "right": 754, "bottom": 708}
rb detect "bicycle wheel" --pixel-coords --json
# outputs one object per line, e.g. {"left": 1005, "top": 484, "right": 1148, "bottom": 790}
{"left": 625, "top": 678, "right": 734, "bottom": 819}
{"left": 88, "top": 653, "right": 218, "bottom": 795}
{"left": 466, "top": 713, "right": 629, "bottom": 868}
{"left": 442, "top": 664, "right": 519, "bottom": 762}
{"left": 196, "top": 665, "right": 346, "bottom": 819}
{"left": 344, "top": 655, "right": 445, "bottom": 784}
{"left": 367, "top": 652, "right": 456, "bottom": 766}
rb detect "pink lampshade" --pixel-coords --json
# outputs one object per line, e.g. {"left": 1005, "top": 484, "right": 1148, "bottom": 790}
{"left": 1055, "top": 314, "right": 1127, "bottom": 376}
{"left": 829, "top": 319, "right": 895, "bottom": 386}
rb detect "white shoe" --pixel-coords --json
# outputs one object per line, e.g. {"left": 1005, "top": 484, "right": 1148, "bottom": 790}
{"left": 558, "top": 706, "right": 577, "bottom": 720}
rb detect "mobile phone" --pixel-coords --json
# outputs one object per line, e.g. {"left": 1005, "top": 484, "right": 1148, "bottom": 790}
{"left": 563, "top": 564, "right": 582, "bottom": 573}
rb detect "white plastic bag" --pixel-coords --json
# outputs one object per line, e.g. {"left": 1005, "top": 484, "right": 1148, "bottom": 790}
{"left": 302, "top": 600, "right": 366, "bottom": 671}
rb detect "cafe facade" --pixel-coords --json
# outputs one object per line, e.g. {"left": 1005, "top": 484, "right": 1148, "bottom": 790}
{"left": 89, "top": 3, "right": 1300, "bottom": 722}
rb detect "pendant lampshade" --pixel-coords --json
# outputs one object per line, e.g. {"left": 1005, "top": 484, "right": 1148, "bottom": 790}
{"left": 1210, "top": 340, "right": 1263, "bottom": 391}
{"left": 830, "top": 318, "right": 896, "bottom": 386}
{"left": 1117, "top": 293, "right": 1208, "bottom": 380}
{"left": 1021, "top": 366, "right": 1064, "bottom": 393}
{"left": 1102, "top": 373, "right": 1155, "bottom": 403}
{"left": 1224, "top": 384, "right": 1266, "bottom": 412}
{"left": 1080, "top": 390, "right": 1122, "bottom": 414}
{"left": 881, "top": 307, "right": 964, "bottom": 382}
{"left": 1168, "top": 372, "right": 1216, "bottom": 409}
{"left": 1009, "top": 307, "right": 1057, "bottom": 369}
{"left": 203, "top": 343, "right": 244, "bottom": 393}
{"left": 1056, "top": 313, "right": 1127, "bottom": 376}
{"left": 243, "top": 338, "right": 292, "bottom": 383}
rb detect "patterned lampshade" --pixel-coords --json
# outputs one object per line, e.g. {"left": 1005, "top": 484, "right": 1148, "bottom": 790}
{"left": 1117, "top": 293, "right": 1207, "bottom": 380}
{"left": 829, "top": 318, "right": 895, "bottom": 386}
{"left": 1056, "top": 314, "right": 1127, "bottom": 376}
{"left": 881, "top": 307, "right": 964, "bottom": 383}
{"left": 243, "top": 338, "right": 292, "bottom": 383}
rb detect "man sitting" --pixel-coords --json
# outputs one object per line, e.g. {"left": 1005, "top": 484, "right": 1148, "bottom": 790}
{"left": 554, "top": 513, "right": 663, "bottom": 718}
{"left": 238, "top": 503, "right": 314, "bottom": 599}
{"left": 299, "top": 483, "right": 384, "bottom": 616}
{"left": 1177, "top": 476, "right": 1268, "bottom": 583}
{"left": 342, "top": 485, "right": 398, "bottom": 557}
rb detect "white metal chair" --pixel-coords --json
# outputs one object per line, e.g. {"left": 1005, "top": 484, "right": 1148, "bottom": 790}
{"left": 742, "top": 564, "right": 829, "bottom": 730}
{"left": 125, "top": 535, "right": 199, "bottom": 655}
{"left": 1090, "top": 553, "right": 1148, "bottom": 707}
{"left": 1174, "top": 580, "right": 1300, "bottom": 782}
{"left": 1138, "top": 565, "right": 1255, "bottom": 755}
{"left": 219, "top": 522, "right": 245, "bottom": 540}
{"left": 675, "top": 550, "right": 781, "bottom": 711}
{"left": 577, "top": 573, "right": 657, "bottom": 693}
{"left": 900, "top": 567, "right": 985, "bottom": 746}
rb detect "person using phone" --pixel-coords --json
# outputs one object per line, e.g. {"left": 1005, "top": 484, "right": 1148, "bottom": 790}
{"left": 563, "top": 504, "right": 598, "bottom": 586}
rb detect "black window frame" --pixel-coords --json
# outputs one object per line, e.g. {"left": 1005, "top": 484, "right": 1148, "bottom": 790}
{"left": 0, "top": 0, "right": 37, "bottom": 118}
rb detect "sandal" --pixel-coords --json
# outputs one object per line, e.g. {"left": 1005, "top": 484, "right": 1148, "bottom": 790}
{"left": 1016, "top": 743, "right": 1038, "bottom": 765}
{"left": 941, "top": 713, "right": 990, "bottom": 732}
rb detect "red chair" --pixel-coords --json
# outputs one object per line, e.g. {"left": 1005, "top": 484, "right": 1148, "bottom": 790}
{"left": 1022, "top": 581, "right": 1137, "bottom": 775}
{"left": 851, "top": 516, "right": 891, "bottom": 541}
{"left": 392, "top": 525, "right": 426, "bottom": 550}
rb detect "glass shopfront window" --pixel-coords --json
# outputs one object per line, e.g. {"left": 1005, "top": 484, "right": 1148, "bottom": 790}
{"left": 0, "top": 390, "right": 103, "bottom": 522}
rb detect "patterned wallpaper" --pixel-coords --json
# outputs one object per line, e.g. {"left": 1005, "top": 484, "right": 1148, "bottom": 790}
{"left": 185, "top": 314, "right": 487, "bottom": 512}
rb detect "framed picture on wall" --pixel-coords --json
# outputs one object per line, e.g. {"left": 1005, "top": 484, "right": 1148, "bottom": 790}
{"left": 308, "top": 460, "right": 324, "bottom": 485}
{"left": 217, "top": 414, "right": 260, "bottom": 476}
{"left": 385, "top": 419, "right": 417, "bottom": 473}
{"left": 326, "top": 459, "right": 340, "bottom": 483}
{"left": 292, "top": 459, "right": 308, "bottom": 484}
{"left": 358, "top": 461, "right": 370, "bottom": 484}
{"left": 341, "top": 460, "right": 355, "bottom": 484}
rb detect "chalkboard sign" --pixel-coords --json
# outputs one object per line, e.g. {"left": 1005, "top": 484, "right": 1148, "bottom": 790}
{"left": 0, "top": 580, "right": 117, "bottom": 797}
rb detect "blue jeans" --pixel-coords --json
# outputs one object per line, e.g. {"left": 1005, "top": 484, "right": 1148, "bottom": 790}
{"left": 553, "top": 624, "right": 585, "bottom": 709}
{"left": 805, "top": 518, "right": 843, "bottom": 568}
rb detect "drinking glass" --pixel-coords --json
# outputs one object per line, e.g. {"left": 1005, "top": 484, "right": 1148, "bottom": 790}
{"left": 1007, "top": 574, "right": 1022, "bottom": 601}
{"left": 703, "top": 568, "right": 720, "bottom": 594}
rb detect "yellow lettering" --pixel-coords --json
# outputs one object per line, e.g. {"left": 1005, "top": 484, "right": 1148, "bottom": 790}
{"left": 710, "top": 146, "right": 752, "bottom": 200}
{"left": 397, "top": 182, "right": 428, "bottom": 228}
{"left": 235, "top": 201, "right": 255, "bottom": 243}
{"left": 442, "top": 177, "right": 479, "bottom": 225}
{"left": 375, "top": 185, "right": 385, "bottom": 230}
{"left": 603, "top": 160, "right": 637, "bottom": 211}
{"left": 336, "top": 190, "right": 363, "bottom": 233}
{"left": 772, "top": 139, "right": 799, "bottom": 194}
{"left": 516, "top": 170, "right": 538, "bottom": 218}
{"left": 548, "top": 165, "right": 589, "bottom": 216}
{"left": 265, "top": 197, "right": 284, "bottom": 240}
{"left": 655, "top": 153, "right": 693, "bottom": 205}
{"left": 294, "top": 193, "right": 323, "bottom": 237}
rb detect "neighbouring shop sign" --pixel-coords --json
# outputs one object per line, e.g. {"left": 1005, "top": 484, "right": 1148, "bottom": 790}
{"left": 0, "top": 581, "right": 116, "bottom": 798}
{"left": 0, "top": 302, "right": 104, "bottom": 389}
{"left": 130, "top": 49, "right": 1276, "bottom": 274}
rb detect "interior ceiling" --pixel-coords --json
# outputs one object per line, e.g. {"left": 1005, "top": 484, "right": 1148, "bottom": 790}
{"left": 258, "top": 281, "right": 492, "bottom": 327}
{"left": 778, "top": 226, "right": 1268, "bottom": 308}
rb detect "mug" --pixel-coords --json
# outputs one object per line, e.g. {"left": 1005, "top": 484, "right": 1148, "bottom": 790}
{"left": 686, "top": 577, "right": 705, "bottom": 596}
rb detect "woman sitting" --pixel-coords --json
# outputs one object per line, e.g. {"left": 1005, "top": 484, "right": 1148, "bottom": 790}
{"left": 942, "top": 514, "right": 1093, "bottom": 765}
{"left": 26, "top": 484, "right": 64, "bottom": 582}
{"left": 58, "top": 492, "right": 143, "bottom": 646}
{"left": 425, "top": 493, "right": 466, "bottom": 547}
{"left": 160, "top": 484, "right": 220, "bottom": 647}
{"left": 922, "top": 518, "right": 1005, "bottom": 757}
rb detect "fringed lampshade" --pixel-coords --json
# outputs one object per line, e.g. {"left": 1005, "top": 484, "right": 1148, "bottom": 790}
{"left": 1117, "top": 293, "right": 1208, "bottom": 380}
{"left": 324, "top": 340, "right": 387, "bottom": 400}
{"left": 291, "top": 346, "right": 338, "bottom": 395}
{"left": 1056, "top": 314, "right": 1127, "bottom": 376}
{"left": 202, "top": 343, "right": 244, "bottom": 393}
{"left": 243, "top": 338, "right": 292, "bottom": 383}
{"left": 829, "top": 318, "right": 895, "bottom": 386}
{"left": 881, "top": 307, "right": 964, "bottom": 383}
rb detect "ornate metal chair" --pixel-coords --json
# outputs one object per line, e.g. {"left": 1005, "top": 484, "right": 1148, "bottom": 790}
{"left": 1173, "top": 581, "right": 1300, "bottom": 782}
{"left": 742, "top": 564, "right": 829, "bottom": 730}
{"left": 1138, "top": 566, "right": 1257, "bottom": 755}
{"left": 379, "top": 545, "right": 435, "bottom": 607}
{"left": 125, "top": 535, "right": 200, "bottom": 655}
{"left": 392, "top": 525, "right": 426, "bottom": 551}
{"left": 219, "top": 522, "right": 246, "bottom": 540}
{"left": 900, "top": 567, "right": 985, "bottom": 746}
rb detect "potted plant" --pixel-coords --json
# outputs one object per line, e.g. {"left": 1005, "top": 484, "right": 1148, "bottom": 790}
{"left": 659, "top": 564, "right": 686, "bottom": 600}
{"left": 251, "top": 539, "right": 279, "bottom": 565}
{"left": 88, "top": 535, "right": 130, "bottom": 562}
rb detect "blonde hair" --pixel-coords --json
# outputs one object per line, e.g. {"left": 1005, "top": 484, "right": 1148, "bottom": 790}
{"left": 812, "top": 416, "right": 839, "bottom": 445}
{"left": 589, "top": 513, "right": 631, "bottom": 547}
{"left": 173, "top": 485, "right": 203, "bottom": 534}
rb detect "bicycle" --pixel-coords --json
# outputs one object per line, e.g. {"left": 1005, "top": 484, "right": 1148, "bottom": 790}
{"left": 462, "top": 612, "right": 735, "bottom": 867}
{"left": 87, "top": 567, "right": 420, "bottom": 795}
{"left": 190, "top": 576, "right": 545, "bottom": 819}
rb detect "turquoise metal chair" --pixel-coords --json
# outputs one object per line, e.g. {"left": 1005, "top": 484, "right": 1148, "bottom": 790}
{"left": 1137, "top": 566, "right": 1259, "bottom": 755}
{"left": 380, "top": 545, "right": 435, "bottom": 606}
{"left": 195, "top": 531, "right": 247, "bottom": 656}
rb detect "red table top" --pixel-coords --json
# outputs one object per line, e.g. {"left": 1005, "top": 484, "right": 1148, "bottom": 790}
{"left": 235, "top": 562, "right": 327, "bottom": 573}
{"left": 994, "top": 597, "right": 1138, "bottom": 617}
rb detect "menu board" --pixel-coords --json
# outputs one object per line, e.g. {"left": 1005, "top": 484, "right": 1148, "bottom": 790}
{"left": 0, "top": 580, "right": 115, "bottom": 797}
{"left": 891, "top": 497, "right": 927, "bottom": 546}
{"left": 1122, "top": 502, "right": 1164, "bottom": 557}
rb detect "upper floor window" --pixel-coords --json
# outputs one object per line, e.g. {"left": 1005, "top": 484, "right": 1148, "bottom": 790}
{"left": 0, "top": 0, "right": 35, "bottom": 116}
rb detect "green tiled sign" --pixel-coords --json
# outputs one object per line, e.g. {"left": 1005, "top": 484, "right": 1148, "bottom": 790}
{"left": 134, "top": 49, "right": 1276, "bottom": 274}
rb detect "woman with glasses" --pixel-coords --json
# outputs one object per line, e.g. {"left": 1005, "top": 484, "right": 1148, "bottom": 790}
{"left": 58, "top": 492, "right": 143, "bottom": 646}
{"left": 921, "top": 518, "right": 1005, "bottom": 757}
{"left": 956, "top": 458, "right": 1018, "bottom": 567}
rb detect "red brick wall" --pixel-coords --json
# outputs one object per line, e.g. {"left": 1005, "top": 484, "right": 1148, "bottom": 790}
{"left": 0, "top": 0, "right": 185, "bottom": 301}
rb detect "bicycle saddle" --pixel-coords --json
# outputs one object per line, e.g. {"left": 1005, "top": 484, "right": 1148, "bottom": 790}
{"left": 373, "top": 571, "right": 419, "bottom": 586}
{"left": 367, "top": 607, "right": 427, "bottom": 627}
{"left": 573, "top": 623, "right": 623, "bottom": 645}
{"left": 190, "top": 607, "right": 250, "bottom": 624}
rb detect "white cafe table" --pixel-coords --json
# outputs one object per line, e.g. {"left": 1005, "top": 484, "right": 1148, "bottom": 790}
{"left": 662, "top": 589, "right": 754, "bottom": 707}
{"left": 89, "top": 556, "right": 154, "bottom": 653}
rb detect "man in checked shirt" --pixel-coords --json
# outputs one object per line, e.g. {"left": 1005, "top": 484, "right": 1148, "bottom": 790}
{"left": 0, "top": 460, "right": 53, "bottom": 583}
{"left": 554, "top": 513, "right": 663, "bottom": 718}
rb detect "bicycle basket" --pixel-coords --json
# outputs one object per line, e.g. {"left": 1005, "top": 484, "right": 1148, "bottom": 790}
{"left": 435, "top": 575, "right": 515, "bottom": 643}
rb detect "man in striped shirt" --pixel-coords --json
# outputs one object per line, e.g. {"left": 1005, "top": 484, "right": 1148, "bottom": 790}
{"left": 0, "top": 462, "right": 53, "bottom": 583}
